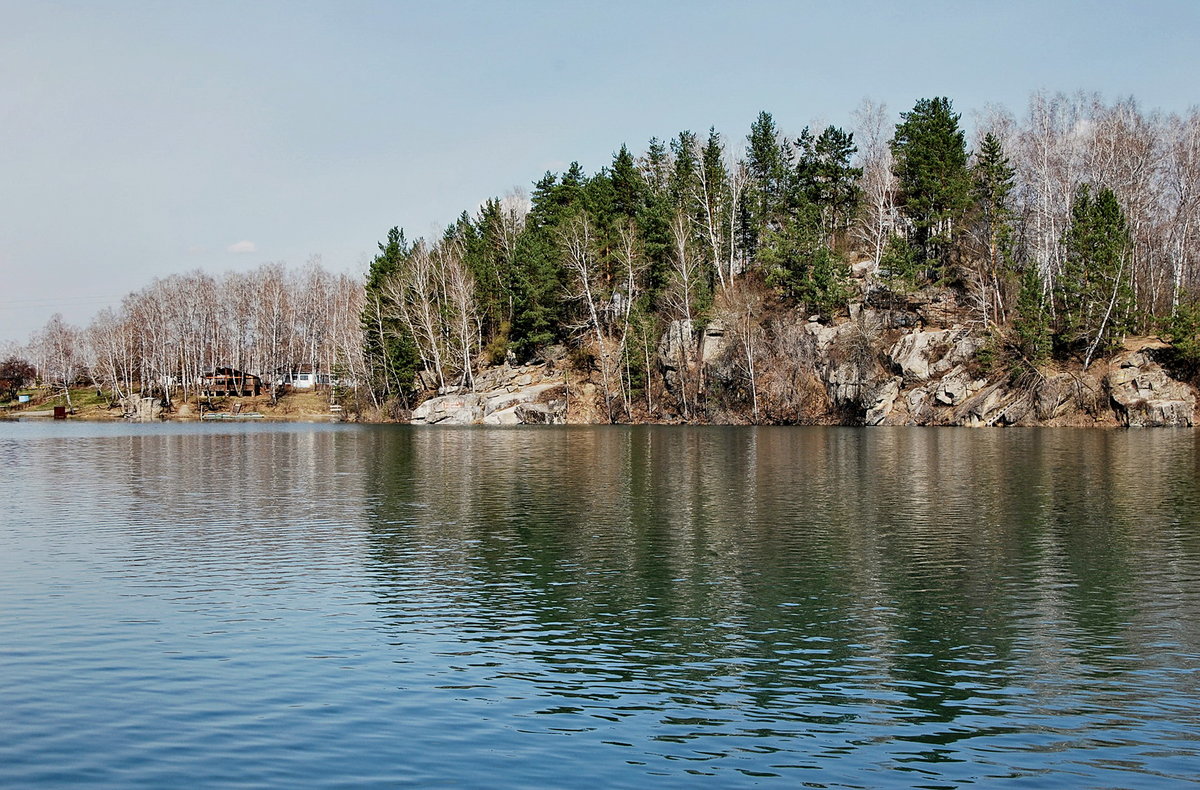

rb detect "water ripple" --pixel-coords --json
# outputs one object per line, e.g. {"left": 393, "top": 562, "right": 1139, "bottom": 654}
{"left": 1, "top": 424, "right": 1199, "bottom": 787}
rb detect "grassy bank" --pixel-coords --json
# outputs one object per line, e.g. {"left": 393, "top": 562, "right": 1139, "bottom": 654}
{"left": 0, "top": 388, "right": 345, "bottom": 422}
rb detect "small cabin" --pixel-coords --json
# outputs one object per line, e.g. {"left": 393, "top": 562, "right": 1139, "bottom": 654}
{"left": 199, "top": 367, "right": 262, "bottom": 397}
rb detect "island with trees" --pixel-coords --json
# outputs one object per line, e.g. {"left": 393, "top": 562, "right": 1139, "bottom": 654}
{"left": 4, "top": 92, "right": 1199, "bottom": 427}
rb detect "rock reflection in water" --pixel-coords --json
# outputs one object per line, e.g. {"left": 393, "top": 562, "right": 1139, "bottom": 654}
{"left": 359, "top": 426, "right": 1200, "bottom": 781}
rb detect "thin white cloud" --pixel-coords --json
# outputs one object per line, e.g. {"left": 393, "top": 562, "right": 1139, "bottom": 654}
{"left": 227, "top": 240, "right": 257, "bottom": 254}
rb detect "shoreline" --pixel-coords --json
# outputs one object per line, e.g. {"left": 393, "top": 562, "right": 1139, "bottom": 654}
{"left": 0, "top": 408, "right": 1168, "bottom": 429}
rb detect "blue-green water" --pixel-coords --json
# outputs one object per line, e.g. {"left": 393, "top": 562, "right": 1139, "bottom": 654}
{"left": 2, "top": 422, "right": 1199, "bottom": 788}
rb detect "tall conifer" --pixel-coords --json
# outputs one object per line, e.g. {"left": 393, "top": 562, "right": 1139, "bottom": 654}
{"left": 891, "top": 97, "right": 972, "bottom": 275}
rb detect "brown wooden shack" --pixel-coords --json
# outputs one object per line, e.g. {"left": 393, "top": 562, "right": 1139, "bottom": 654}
{"left": 199, "top": 367, "right": 262, "bottom": 397}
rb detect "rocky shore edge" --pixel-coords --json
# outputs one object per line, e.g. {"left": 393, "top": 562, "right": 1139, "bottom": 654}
{"left": 410, "top": 285, "right": 1196, "bottom": 429}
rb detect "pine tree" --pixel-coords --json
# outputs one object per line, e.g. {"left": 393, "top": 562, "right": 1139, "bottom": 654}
{"left": 509, "top": 227, "right": 565, "bottom": 359}
{"left": 795, "top": 125, "right": 861, "bottom": 244}
{"left": 642, "top": 137, "right": 671, "bottom": 195}
{"left": 745, "top": 111, "right": 793, "bottom": 258}
{"left": 1163, "top": 296, "right": 1200, "bottom": 379}
{"left": 969, "top": 132, "right": 1018, "bottom": 324}
{"left": 529, "top": 164, "right": 586, "bottom": 230}
{"left": 698, "top": 127, "right": 732, "bottom": 288}
{"left": 973, "top": 134, "right": 1016, "bottom": 239}
{"left": 638, "top": 138, "right": 675, "bottom": 296}
{"left": 529, "top": 172, "right": 560, "bottom": 229}
{"left": 1057, "top": 184, "right": 1134, "bottom": 367}
{"left": 581, "top": 172, "right": 618, "bottom": 290}
{"left": 669, "top": 130, "right": 700, "bottom": 212}
{"left": 699, "top": 129, "right": 728, "bottom": 211}
{"left": 509, "top": 167, "right": 588, "bottom": 359}
{"left": 362, "top": 227, "right": 420, "bottom": 402}
{"left": 668, "top": 128, "right": 727, "bottom": 293}
{"left": 583, "top": 169, "right": 617, "bottom": 236}
{"left": 461, "top": 200, "right": 513, "bottom": 347}
{"left": 879, "top": 234, "right": 922, "bottom": 289}
{"left": 747, "top": 111, "right": 790, "bottom": 207}
{"left": 559, "top": 162, "right": 586, "bottom": 208}
{"left": 891, "top": 97, "right": 972, "bottom": 277}
{"left": 610, "top": 144, "right": 644, "bottom": 221}
{"left": 760, "top": 203, "right": 849, "bottom": 319}
{"left": 1012, "top": 263, "right": 1051, "bottom": 366}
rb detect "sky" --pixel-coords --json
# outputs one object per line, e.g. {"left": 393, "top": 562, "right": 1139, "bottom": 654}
{"left": 3, "top": 0, "right": 1199, "bottom": 347}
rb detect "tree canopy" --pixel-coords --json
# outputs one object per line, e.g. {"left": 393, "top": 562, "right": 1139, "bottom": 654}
{"left": 891, "top": 97, "right": 972, "bottom": 274}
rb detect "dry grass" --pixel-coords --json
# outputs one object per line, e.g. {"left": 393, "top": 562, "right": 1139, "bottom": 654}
{"left": 7, "top": 387, "right": 345, "bottom": 421}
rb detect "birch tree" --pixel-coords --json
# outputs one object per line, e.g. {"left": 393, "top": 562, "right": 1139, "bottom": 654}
{"left": 561, "top": 212, "right": 619, "bottom": 421}
{"left": 1162, "top": 109, "right": 1200, "bottom": 309}
{"left": 852, "top": 98, "right": 897, "bottom": 266}
{"left": 33, "top": 314, "right": 82, "bottom": 408}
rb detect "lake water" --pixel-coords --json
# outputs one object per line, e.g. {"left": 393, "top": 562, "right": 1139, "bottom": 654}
{"left": 2, "top": 422, "right": 1199, "bottom": 788}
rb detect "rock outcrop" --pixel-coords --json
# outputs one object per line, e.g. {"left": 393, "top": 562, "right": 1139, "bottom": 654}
{"left": 1106, "top": 351, "right": 1195, "bottom": 427}
{"left": 419, "top": 277, "right": 1197, "bottom": 429}
{"left": 657, "top": 319, "right": 698, "bottom": 399}
{"left": 727, "top": 316, "right": 1193, "bottom": 428}
{"left": 122, "top": 396, "right": 163, "bottom": 422}
{"left": 410, "top": 365, "right": 567, "bottom": 426}
{"left": 888, "top": 328, "right": 980, "bottom": 382}
{"left": 863, "top": 377, "right": 902, "bottom": 426}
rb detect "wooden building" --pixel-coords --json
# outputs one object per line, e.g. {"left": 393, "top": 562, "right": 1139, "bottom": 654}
{"left": 199, "top": 367, "right": 262, "bottom": 397}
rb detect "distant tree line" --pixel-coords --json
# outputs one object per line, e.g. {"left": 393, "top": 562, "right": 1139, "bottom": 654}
{"left": 11, "top": 262, "right": 364, "bottom": 408}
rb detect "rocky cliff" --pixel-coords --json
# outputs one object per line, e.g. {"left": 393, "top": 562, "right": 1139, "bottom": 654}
{"left": 408, "top": 280, "right": 1197, "bottom": 429}
{"left": 689, "top": 283, "right": 1196, "bottom": 428}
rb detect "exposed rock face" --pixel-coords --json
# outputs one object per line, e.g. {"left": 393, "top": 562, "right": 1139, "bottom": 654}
{"left": 700, "top": 320, "right": 728, "bottom": 363}
{"left": 412, "top": 393, "right": 485, "bottom": 425}
{"left": 654, "top": 319, "right": 734, "bottom": 408}
{"left": 789, "top": 320, "right": 884, "bottom": 415}
{"left": 824, "top": 351, "right": 886, "bottom": 412}
{"left": 657, "top": 319, "right": 697, "bottom": 399}
{"left": 935, "top": 366, "right": 986, "bottom": 407}
{"left": 410, "top": 365, "right": 567, "bottom": 425}
{"left": 850, "top": 259, "right": 879, "bottom": 279}
{"left": 801, "top": 321, "right": 991, "bottom": 424}
{"left": 888, "top": 328, "right": 979, "bottom": 382}
{"left": 863, "top": 286, "right": 963, "bottom": 329}
{"left": 909, "top": 288, "right": 965, "bottom": 327}
{"left": 863, "top": 377, "right": 902, "bottom": 426}
{"left": 419, "top": 282, "right": 1198, "bottom": 429}
{"left": 805, "top": 319, "right": 859, "bottom": 356}
{"left": 658, "top": 319, "right": 696, "bottom": 369}
{"left": 951, "top": 382, "right": 1014, "bottom": 427}
{"left": 1036, "top": 374, "right": 1081, "bottom": 421}
{"left": 1106, "top": 352, "right": 1195, "bottom": 427}
{"left": 122, "top": 396, "right": 163, "bottom": 422}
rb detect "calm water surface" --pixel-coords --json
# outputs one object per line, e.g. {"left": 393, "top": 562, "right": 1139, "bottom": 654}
{"left": 1, "top": 422, "right": 1198, "bottom": 788}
